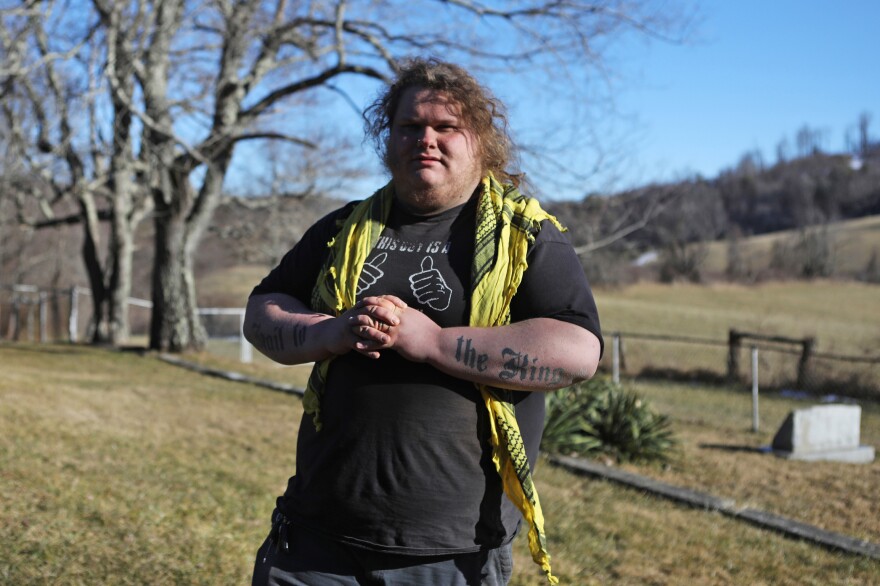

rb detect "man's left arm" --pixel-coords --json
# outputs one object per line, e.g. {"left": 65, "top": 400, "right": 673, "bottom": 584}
{"left": 350, "top": 305, "right": 600, "bottom": 391}
{"left": 349, "top": 220, "right": 602, "bottom": 391}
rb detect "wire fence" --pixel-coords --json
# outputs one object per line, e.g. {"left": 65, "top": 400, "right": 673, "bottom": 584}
{"left": 3, "top": 283, "right": 878, "bottom": 399}
{"left": 603, "top": 330, "right": 880, "bottom": 400}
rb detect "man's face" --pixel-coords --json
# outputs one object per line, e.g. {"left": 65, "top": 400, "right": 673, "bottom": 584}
{"left": 386, "top": 87, "right": 483, "bottom": 215}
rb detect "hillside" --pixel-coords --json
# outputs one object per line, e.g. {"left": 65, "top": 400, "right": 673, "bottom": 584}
{"left": 626, "top": 214, "right": 880, "bottom": 283}
{"left": 3, "top": 149, "right": 879, "bottom": 302}
{"left": 545, "top": 149, "right": 880, "bottom": 284}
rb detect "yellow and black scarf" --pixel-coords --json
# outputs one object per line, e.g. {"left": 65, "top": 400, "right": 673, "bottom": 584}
{"left": 306, "top": 173, "right": 562, "bottom": 583}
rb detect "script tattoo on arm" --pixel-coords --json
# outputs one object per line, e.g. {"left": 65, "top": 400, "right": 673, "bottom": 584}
{"left": 453, "top": 337, "right": 568, "bottom": 386}
{"left": 455, "top": 336, "right": 489, "bottom": 372}
{"left": 499, "top": 348, "right": 567, "bottom": 386}
{"left": 250, "top": 322, "right": 307, "bottom": 352}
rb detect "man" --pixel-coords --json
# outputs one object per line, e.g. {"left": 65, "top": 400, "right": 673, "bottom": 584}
{"left": 246, "top": 57, "right": 602, "bottom": 586}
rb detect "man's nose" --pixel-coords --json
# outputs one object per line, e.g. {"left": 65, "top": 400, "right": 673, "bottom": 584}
{"left": 416, "top": 126, "right": 437, "bottom": 147}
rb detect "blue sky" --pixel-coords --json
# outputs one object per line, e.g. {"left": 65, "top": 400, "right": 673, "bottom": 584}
{"left": 227, "top": 0, "right": 879, "bottom": 201}
{"left": 595, "top": 0, "right": 880, "bottom": 191}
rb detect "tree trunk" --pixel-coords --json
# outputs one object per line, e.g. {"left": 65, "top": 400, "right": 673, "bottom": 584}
{"left": 105, "top": 24, "right": 140, "bottom": 346}
{"left": 148, "top": 142, "right": 232, "bottom": 352}
{"left": 107, "top": 193, "right": 136, "bottom": 344}
{"left": 149, "top": 181, "right": 207, "bottom": 352}
{"left": 77, "top": 192, "right": 112, "bottom": 345}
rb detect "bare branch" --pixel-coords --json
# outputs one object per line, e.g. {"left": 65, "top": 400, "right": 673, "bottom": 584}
{"left": 239, "top": 62, "right": 388, "bottom": 123}
{"left": 22, "top": 208, "right": 114, "bottom": 229}
{"left": 572, "top": 189, "right": 678, "bottom": 255}
{"left": 232, "top": 131, "right": 317, "bottom": 149}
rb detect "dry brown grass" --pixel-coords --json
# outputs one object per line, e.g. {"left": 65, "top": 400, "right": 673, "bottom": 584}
{"left": 197, "top": 265, "right": 270, "bottom": 308}
{"left": 2, "top": 343, "right": 878, "bottom": 585}
{"left": 594, "top": 280, "right": 880, "bottom": 354}
{"left": 0, "top": 343, "right": 298, "bottom": 585}
{"left": 591, "top": 280, "right": 880, "bottom": 395}
{"left": 699, "top": 215, "right": 880, "bottom": 278}
{"left": 505, "top": 375, "right": 880, "bottom": 585}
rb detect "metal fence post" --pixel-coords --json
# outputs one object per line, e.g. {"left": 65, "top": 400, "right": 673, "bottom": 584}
{"left": 239, "top": 311, "right": 253, "bottom": 364}
{"left": 26, "top": 300, "right": 35, "bottom": 342}
{"left": 69, "top": 286, "right": 79, "bottom": 342}
{"left": 39, "top": 292, "right": 48, "bottom": 343}
{"left": 751, "top": 346, "right": 759, "bottom": 432}
{"left": 612, "top": 333, "right": 620, "bottom": 385}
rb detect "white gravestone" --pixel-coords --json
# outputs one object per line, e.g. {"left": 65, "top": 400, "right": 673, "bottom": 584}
{"left": 771, "top": 404, "right": 875, "bottom": 463}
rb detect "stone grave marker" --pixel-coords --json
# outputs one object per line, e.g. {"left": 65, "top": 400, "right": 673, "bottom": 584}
{"left": 771, "top": 404, "right": 875, "bottom": 463}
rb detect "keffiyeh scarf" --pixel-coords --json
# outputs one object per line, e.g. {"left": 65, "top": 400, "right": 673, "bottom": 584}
{"left": 306, "top": 173, "right": 562, "bottom": 584}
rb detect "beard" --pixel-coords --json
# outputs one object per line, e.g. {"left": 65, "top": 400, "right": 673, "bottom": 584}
{"left": 385, "top": 150, "right": 483, "bottom": 215}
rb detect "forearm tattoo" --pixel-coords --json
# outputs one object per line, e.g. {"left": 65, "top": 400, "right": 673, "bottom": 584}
{"left": 250, "top": 322, "right": 306, "bottom": 352}
{"left": 454, "top": 336, "right": 568, "bottom": 385}
{"left": 455, "top": 336, "right": 489, "bottom": 371}
{"left": 499, "top": 348, "right": 567, "bottom": 385}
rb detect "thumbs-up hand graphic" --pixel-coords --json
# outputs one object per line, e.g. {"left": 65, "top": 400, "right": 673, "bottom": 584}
{"left": 409, "top": 256, "right": 452, "bottom": 311}
{"left": 357, "top": 252, "right": 387, "bottom": 295}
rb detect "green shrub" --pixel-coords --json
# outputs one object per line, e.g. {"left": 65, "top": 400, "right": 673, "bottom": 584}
{"left": 542, "top": 377, "right": 677, "bottom": 464}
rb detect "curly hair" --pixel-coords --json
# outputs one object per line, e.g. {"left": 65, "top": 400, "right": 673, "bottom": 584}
{"left": 364, "top": 57, "right": 518, "bottom": 185}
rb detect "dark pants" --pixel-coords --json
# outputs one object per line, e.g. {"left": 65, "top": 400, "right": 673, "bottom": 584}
{"left": 251, "top": 512, "right": 514, "bottom": 586}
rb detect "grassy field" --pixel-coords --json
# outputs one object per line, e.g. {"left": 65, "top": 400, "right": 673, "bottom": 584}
{"left": 591, "top": 279, "right": 880, "bottom": 395}
{"left": 2, "top": 343, "right": 878, "bottom": 585}
{"left": 698, "top": 215, "right": 880, "bottom": 279}
{"left": 593, "top": 279, "right": 880, "bottom": 353}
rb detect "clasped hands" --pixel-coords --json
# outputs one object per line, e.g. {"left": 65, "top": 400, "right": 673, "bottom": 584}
{"left": 338, "top": 295, "right": 437, "bottom": 362}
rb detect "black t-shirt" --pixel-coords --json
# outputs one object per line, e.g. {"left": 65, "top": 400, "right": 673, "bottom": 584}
{"left": 251, "top": 196, "right": 602, "bottom": 555}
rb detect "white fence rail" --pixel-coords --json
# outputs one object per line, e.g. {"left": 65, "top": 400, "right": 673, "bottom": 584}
{"left": 1, "top": 284, "right": 254, "bottom": 363}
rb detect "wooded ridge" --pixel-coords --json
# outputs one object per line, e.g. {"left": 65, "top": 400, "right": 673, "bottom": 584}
{"left": 4, "top": 147, "right": 880, "bottom": 303}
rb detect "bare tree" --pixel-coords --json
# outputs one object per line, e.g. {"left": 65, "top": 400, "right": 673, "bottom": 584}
{"left": 653, "top": 181, "right": 724, "bottom": 282}
{"left": 775, "top": 136, "right": 790, "bottom": 165}
{"left": 1, "top": 2, "right": 153, "bottom": 343}
{"left": 795, "top": 124, "right": 827, "bottom": 158}
{"left": 4, "top": 0, "right": 697, "bottom": 352}
{"left": 857, "top": 111, "right": 872, "bottom": 158}
{"left": 569, "top": 186, "right": 680, "bottom": 257}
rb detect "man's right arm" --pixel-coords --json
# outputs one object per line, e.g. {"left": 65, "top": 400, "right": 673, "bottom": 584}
{"left": 244, "top": 292, "right": 404, "bottom": 365}
{"left": 244, "top": 293, "right": 337, "bottom": 365}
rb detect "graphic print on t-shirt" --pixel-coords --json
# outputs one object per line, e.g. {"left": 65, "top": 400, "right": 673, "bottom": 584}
{"left": 409, "top": 256, "right": 452, "bottom": 311}
{"left": 356, "top": 252, "right": 387, "bottom": 296}
{"left": 357, "top": 232, "right": 457, "bottom": 314}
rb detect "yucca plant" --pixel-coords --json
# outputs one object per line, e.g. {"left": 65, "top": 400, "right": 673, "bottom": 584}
{"left": 541, "top": 377, "right": 677, "bottom": 464}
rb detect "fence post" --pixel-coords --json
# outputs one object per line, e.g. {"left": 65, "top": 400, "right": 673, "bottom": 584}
{"left": 69, "top": 287, "right": 79, "bottom": 342}
{"left": 239, "top": 312, "right": 253, "bottom": 364}
{"left": 8, "top": 297, "right": 20, "bottom": 340}
{"left": 26, "top": 300, "right": 36, "bottom": 342}
{"left": 797, "top": 337, "right": 815, "bottom": 390}
{"left": 751, "top": 346, "right": 759, "bottom": 432}
{"left": 727, "top": 329, "right": 743, "bottom": 382}
{"left": 612, "top": 333, "right": 620, "bottom": 384}
{"left": 39, "top": 292, "right": 48, "bottom": 343}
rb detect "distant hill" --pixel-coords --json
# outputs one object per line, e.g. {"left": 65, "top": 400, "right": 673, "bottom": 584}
{"left": 545, "top": 148, "right": 880, "bottom": 284}
{"left": 3, "top": 148, "right": 879, "bottom": 303}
